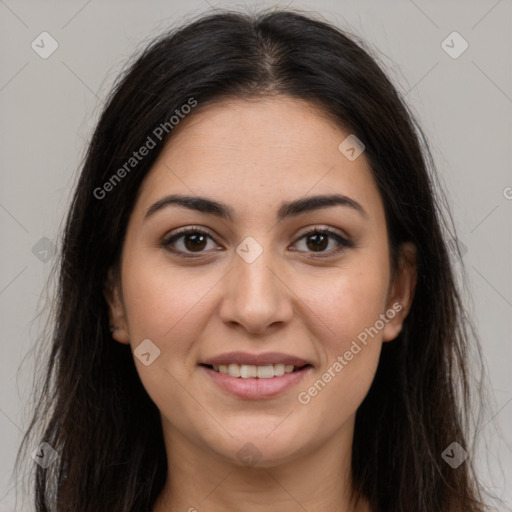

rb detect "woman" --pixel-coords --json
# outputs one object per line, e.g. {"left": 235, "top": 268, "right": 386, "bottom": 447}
{"left": 16, "top": 8, "right": 493, "bottom": 512}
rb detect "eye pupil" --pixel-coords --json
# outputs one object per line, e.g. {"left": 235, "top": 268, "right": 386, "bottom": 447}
{"left": 307, "top": 233, "right": 328, "bottom": 251}
{"left": 185, "top": 233, "right": 207, "bottom": 251}
{"left": 164, "top": 228, "right": 347, "bottom": 258}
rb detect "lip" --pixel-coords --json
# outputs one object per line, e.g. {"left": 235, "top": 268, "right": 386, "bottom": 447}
{"left": 201, "top": 351, "right": 310, "bottom": 367}
{"left": 200, "top": 366, "right": 313, "bottom": 401}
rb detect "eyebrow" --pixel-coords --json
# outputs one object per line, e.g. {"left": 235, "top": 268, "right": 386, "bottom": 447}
{"left": 144, "top": 193, "right": 367, "bottom": 222}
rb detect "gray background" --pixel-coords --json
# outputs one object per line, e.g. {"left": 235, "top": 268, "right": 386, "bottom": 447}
{"left": 1, "top": 0, "right": 511, "bottom": 510}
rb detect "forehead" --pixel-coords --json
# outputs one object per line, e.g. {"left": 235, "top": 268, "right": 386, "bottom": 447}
{"left": 135, "top": 96, "right": 384, "bottom": 222}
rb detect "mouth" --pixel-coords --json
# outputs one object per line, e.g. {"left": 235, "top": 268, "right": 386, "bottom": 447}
{"left": 200, "top": 362, "right": 312, "bottom": 379}
{"left": 199, "top": 356, "right": 313, "bottom": 399}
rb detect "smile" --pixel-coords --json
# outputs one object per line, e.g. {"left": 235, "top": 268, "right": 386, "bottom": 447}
{"left": 200, "top": 363, "right": 312, "bottom": 399}
{"left": 207, "top": 363, "right": 304, "bottom": 378}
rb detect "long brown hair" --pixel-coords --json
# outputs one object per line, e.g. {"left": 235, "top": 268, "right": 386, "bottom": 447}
{"left": 15, "top": 8, "right": 494, "bottom": 511}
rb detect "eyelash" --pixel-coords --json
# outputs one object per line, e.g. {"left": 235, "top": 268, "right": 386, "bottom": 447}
{"left": 160, "top": 226, "right": 354, "bottom": 259}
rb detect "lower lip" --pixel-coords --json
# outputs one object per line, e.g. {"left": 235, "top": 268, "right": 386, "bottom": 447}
{"left": 200, "top": 365, "right": 312, "bottom": 399}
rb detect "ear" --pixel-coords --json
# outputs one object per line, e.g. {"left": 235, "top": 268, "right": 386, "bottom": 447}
{"left": 104, "top": 267, "right": 130, "bottom": 344}
{"left": 382, "top": 242, "right": 417, "bottom": 343}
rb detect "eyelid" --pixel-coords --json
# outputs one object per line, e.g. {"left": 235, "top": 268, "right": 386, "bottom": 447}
{"left": 292, "top": 226, "right": 354, "bottom": 257}
{"left": 161, "top": 225, "right": 354, "bottom": 258}
{"left": 160, "top": 225, "right": 221, "bottom": 258}
{"left": 163, "top": 225, "right": 216, "bottom": 239}
{"left": 295, "top": 224, "right": 350, "bottom": 241}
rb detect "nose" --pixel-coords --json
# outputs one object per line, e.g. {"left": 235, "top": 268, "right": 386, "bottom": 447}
{"left": 218, "top": 243, "right": 294, "bottom": 334}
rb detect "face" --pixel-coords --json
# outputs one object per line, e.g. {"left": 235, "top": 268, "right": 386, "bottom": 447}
{"left": 106, "top": 96, "right": 416, "bottom": 468}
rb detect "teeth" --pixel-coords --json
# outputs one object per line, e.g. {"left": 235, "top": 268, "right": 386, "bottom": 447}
{"left": 212, "top": 363, "right": 299, "bottom": 378}
{"left": 240, "top": 364, "right": 257, "bottom": 378}
{"left": 227, "top": 363, "right": 240, "bottom": 377}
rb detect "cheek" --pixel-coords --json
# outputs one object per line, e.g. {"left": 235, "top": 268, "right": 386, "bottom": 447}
{"left": 301, "top": 262, "right": 390, "bottom": 351}
{"left": 294, "top": 260, "right": 390, "bottom": 409}
{"left": 120, "top": 253, "right": 220, "bottom": 402}
{"left": 336, "top": 275, "right": 389, "bottom": 344}
{"left": 122, "top": 253, "right": 211, "bottom": 340}
{"left": 120, "top": 255, "right": 215, "bottom": 419}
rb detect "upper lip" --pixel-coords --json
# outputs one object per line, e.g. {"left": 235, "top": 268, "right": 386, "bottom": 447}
{"left": 201, "top": 352, "right": 311, "bottom": 367}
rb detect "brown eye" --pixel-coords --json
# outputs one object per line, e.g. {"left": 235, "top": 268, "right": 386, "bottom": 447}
{"left": 161, "top": 228, "right": 219, "bottom": 257}
{"left": 161, "top": 226, "right": 353, "bottom": 259}
{"left": 305, "top": 232, "right": 329, "bottom": 252}
{"left": 182, "top": 232, "right": 208, "bottom": 252}
{"left": 294, "top": 228, "right": 353, "bottom": 257}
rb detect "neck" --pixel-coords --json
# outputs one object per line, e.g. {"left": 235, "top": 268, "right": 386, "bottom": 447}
{"left": 152, "top": 415, "right": 370, "bottom": 512}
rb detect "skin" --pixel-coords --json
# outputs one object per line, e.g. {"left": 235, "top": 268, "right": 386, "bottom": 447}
{"left": 105, "top": 96, "right": 416, "bottom": 512}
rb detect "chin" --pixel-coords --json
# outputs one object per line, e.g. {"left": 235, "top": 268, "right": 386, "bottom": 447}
{"left": 208, "top": 427, "right": 312, "bottom": 468}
